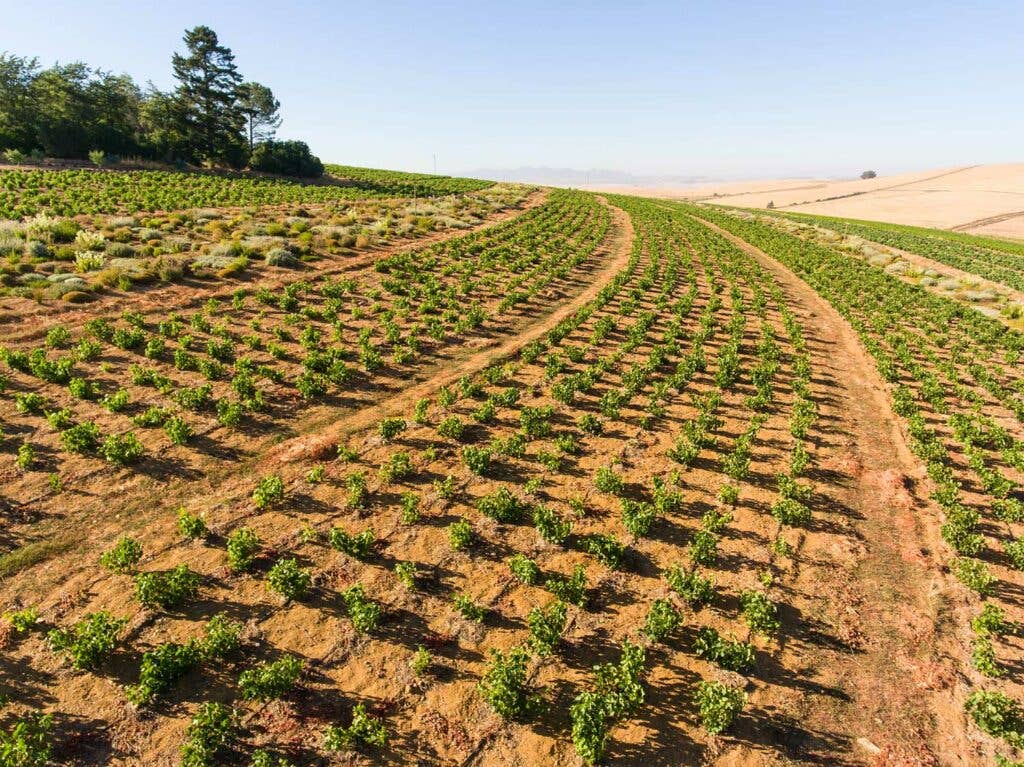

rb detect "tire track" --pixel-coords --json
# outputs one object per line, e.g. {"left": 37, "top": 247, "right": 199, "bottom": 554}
{"left": 951, "top": 209, "right": 1024, "bottom": 232}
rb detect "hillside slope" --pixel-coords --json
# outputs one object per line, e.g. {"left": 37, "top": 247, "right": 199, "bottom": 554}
{"left": 598, "top": 164, "right": 1024, "bottom": 238}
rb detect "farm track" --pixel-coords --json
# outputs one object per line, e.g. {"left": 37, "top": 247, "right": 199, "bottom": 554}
{"left": 268, "top": 198, "right": 636, "bottom": 466}
{"left": 0, "top": 190, "right": 550, "bottom": 337}
{"left": 694, "top": 216, "right": 975, "bottom": 764}
{"left": 952, "top": 210, "right": 1024, "bottom": 233}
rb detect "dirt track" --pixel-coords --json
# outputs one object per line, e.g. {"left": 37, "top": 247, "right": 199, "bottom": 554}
{"left": 694, "top": 216, "right": 975, "bottom": 764}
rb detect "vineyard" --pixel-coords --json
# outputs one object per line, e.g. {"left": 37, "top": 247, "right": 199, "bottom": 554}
{"left": 0, "top": 165, "right": 494, "bottom": 220}
{"left": 0, "top": 169, "right": 1019, "bottom": 766}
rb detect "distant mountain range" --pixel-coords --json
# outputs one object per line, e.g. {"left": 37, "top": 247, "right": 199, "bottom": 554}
{"left": 462, "top": 167, "right": 727, "bottom": 187}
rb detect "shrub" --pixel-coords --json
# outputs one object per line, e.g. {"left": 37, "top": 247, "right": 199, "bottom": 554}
{"left": 135, "top": 564, "right": 200, "bottom": 610}
{"left": 4, "top": 606, "right": 39, "bottom": 634}
{"left": 701, "top": 508, "right": 732, "bottom": 534}
{"left": 593, "top": 466, "right": 624, "bottom": 495}
{"left": 477, "top": 486, "right": 526, "bottom": 523}
{"left": 570, "top": 640, "right": 646, "bottom": 763}
{"left": 740, "top": 590, "right": 779, "bottom": 635}
{"left": 545, "top": 564, "right": 588, "bottom": 607}
{"left": 239, "top": 656, "right": 304, "bottom": 701}
{"left": 179, "top": 702, "right": 234, "bottom": 767}
{"left": 964, "top": 690, "right": 1024, "bottom": 746}
{"left": 68, "top": 376, "right": 100, "bottom": 400}
{"left": 955, "top": 558, "right": 996, "bottom": 596}
{"left": 621, "top": 498, "right": 656, "bottom": 537}
{"left": 202, "top": 614, "right": 243, "bottom": 660}
{"left": 322, "top": 702, "right": 388, "bottom": 751}
{"left": 694, "top": 681, "right": 746, "bottom": 734}
{"left": 102, "top": 388, "right": 131, "bottom": 413}
{"left": 248, "top": 750, "right": 291, "bottom": 767}
{"left": 45, "top": 325, "right": 71, "bottom": 348}
{"left": 100, "top": 431, "right": 145, "bottom": 465}
{"left": 178, "top": 508, "right": 208, "bottom": 540}
{"left": 399, "top": 491, "right": 420, "bottom": 524}
{"left": 665, "top": 566, "right": 714, "bottom": 607}
{"left": 329, "top": 528, "right": 375, "bottom": 560}
{"left": 126, "top": 640, "right": 202, "bottom": 705}
{"left": 461, "top": 445, "right": 491, "bottom": 475}
{"left": 100, "top": 536, "right": 143, "bottom": 573}
{"left": 688, "top": 529, "right": 718, "bottom": 566}
{"left": 341, "top": 584, "right": 381, "bottom": 633}
{"left": 14, "top": 393, "right": 47, "bottom": 415}
{"left": 453, "top": 593, "right": 486, "bottom": 623}
{"left": 0, "top": 713, "right": 53, "bottom": 767}
{"left": 410, "top": 646, "right": 431, "bottom": 676}
{"left": 216, "top": 399, "right": 244, "bottom": 427}
{"left": 973, "top": 603, "right": 1008, "bottom": 637}
{"left": 519, "top": 405, "right": 553, "bottom": 439}
{"left": 449, "top": 519, "right": 474, "bottom": 551}
{"left": 533, "top": 504, "right": 571, "bottom": 544}
{"left": 394, "top": 561, "right": 416, "bottom": 589}
{"left": 570, "top": 691, "right": 609, "bottom": 765}
{"left": 434, "top": 473, "right": 457, "bottom": 501}
{"left": 1005, "top": 538, "right": 1024, "bottom": 570}
{"left": 164, "top": 415, "right": 194, "bottom": 445}
{"left": 528, "top": 600, "right": 567, "bottom": 656}
{"left": 265, "top": 247, "right": 299, "bottom": 267}
{"left": 15, "top": 442, "right": 35, "bottom": 470}
{"left": 693, "top": 627, "right": 755, "bottom": 673}
{"left": 642, "top": 599, "right": 680, "bottom": 642}
{"left": 253, "top": 474, "right": 285, "bottom": 509}
{"left": 771, "top": 497, "right": 811, "bottom": 527}
{"left": 412, "top": 397, "right": 430, "bottom": 424}
{"left": 227, "top": 527, "right": 261, "bottom": 572}
{"left": 134, "top": 405, "right": 171, "bottom": 428}
{"left": 972, "top": 636, "right": 1002, "bottom": 678}
{"left": 584, "top": 534, "right": 626, "bottom": 570}
{"left": 345, "top": 471, "right": 368, "bottom": 508}
{"left": 717, "top": 483, "right": 739, "bottom": 506}
{"left": 249, "top": 140, "right": 324, "bottom": 178}
{"left": 509, "top": 554, "right": 540, "bottom": 585}
{"left": 267, "top": 558, "right": 311, "bottom": 602}
{"left": 379, "top": 450, "right": 414, "bottom": 482}
{"left": 378, "top": 417, "right": 406, "bottom": 441}
{"left": 61, "top": 421, "right": 101, "bottom": 454}
{"left": 45, "top": 408, "right": 74, "bottom": 431}
{"left": 48, "top": 611, "right": 127, "bottom": 670}
{"left": 478, "top": 645, "right": 539, "bottom": 720}
{"left": 577, "top": 413, "right": 603, "bottom": 435}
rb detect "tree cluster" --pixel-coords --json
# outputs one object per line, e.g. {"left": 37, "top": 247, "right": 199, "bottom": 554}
{"left": 0, "top": 26, "right": 322, "bottom": 176}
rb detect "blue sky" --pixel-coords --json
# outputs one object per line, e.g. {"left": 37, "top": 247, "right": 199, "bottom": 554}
{"left": 4, "top": 0, "right": 1022, "bottom": 178}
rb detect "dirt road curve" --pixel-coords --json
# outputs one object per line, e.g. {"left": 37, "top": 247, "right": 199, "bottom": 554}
{"left": 694, "top": 216, "right": 975, "bottom": 766}
{"left": 266, "top": 197, "right": 636, "bottom": 465}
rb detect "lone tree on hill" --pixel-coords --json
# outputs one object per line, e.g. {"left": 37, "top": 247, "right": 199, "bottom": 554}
{"left": 238, "top": 81, "right": 281, "bottom": 152}
{"left": 172, "top": 25, "right": 245, "bottom": 166}
{"left": 861, "top": 169, "right": 877, "bottom": 179}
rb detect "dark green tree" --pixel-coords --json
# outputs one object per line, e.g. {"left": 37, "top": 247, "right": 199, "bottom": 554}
{"left": 237, "top": 81, "right": 281, "bottom": 151}
{"left": 171, "top": 25, "right": 244, "bottom": 166}
{"left": 139, "top": 86, "right": 189, "bottom": 162}
{"left": 0, "top": 53, "right": 41, "bottom": 152}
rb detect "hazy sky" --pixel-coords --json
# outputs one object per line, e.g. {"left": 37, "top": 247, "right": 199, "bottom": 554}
{"left": 4, "top": 0, "right": 1022, "bottom": 179}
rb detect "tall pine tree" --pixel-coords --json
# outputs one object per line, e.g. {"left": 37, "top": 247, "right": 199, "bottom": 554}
{"left": 238, "top": 82, "right": 281, "bottom": 152}
{"left": 171, "top": 26, "right": 244, "bottom": 166}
